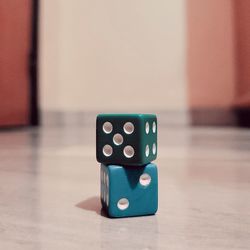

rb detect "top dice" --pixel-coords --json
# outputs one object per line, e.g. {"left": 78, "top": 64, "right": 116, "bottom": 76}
{"left": 96, "top": 114, "right": 157, "bottom": 165}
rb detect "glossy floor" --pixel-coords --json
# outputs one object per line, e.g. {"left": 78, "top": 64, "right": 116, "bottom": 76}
{"left": 0, "top": 120, "right": 250, "bottom": 249}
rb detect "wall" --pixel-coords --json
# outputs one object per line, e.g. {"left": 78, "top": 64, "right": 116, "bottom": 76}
{"left": 234, "top": 0, "right": 250, "bottom": 107}
{"left": 0, "top": 0, "right": 32, "bottom": 126}
{"left": 187, "top": 0, "right": 236, "bottom": 109}
{"left": 39, "top": 0, "right": 188, "bottom": 112}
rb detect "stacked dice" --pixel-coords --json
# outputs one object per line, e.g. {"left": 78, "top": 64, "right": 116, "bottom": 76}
{"left": 96, "top": 114, "right": 158, "bottom": 218}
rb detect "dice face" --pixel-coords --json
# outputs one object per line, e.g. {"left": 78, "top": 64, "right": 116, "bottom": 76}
{"left": 96, "top": 114, "right": 157, "bottom": 165}
{"left": 100, "top": 163, "right": 158, "bottom": 218}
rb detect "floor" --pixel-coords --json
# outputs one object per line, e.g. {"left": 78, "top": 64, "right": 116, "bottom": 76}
{"left": 0, "top": 118, "right": 250, "bottom": 250}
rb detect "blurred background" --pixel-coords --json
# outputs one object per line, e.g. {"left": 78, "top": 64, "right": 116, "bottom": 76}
{"left": 0, "top": 0, "right": 250, "bottom": 126}
{"left": 1, "top": 2, "right": 250, "bottom": 249}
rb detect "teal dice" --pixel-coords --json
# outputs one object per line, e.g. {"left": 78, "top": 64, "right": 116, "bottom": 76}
{"left": 100, "top": 163, "right": 158, "bottom": 217}
{"left": 96, "top": 114, "right": 158, "bottom": 218}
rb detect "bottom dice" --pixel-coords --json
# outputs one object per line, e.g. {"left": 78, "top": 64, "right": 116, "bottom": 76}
{"left": 100, "top": 163, "right": 158, "bottom": 218}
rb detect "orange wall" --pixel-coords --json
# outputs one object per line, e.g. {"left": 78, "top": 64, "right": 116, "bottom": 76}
{"left": 187, "top": 0, "right": 236, "bottom": 109}
{"left": 234, "top": 0, "right": 250, "bottom": 106}
{"left": 0, "top": 0, "right": 31, "bottom": 126}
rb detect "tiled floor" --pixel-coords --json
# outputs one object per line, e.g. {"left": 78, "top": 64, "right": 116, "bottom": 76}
{"left": 0, "top": 120, "right": 250, "bottom": 249}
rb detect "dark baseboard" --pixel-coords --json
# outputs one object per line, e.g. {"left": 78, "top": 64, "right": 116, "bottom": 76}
{"left": 0, "top": 125, "right": 29, "bottom": 132}
{"left": 41, "top": 110, "right": 190, "bottom": 127}
{"left": 190, "top": 108, "right": 237, "bottom": 126}
{"left": 190, "top": 108, "right": 250, "bottom": 127}
{"left": 234, "top": 108, "right": 250, "bottom": 127}
{"left": 41, "top": 109, "right": 250, "bottom": 128}
{"left": 36, "top": 109, "right": 250, "bottom": 128}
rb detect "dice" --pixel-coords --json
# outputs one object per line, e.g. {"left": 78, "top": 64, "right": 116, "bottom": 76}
{"left": 100, "top": 163, "right": 158, "bottom": 218}
{"left": 96, "top": 114, "right": 157, "bottom": 166}
{"left": 97, "top": 113, "right": 159, "bottom": 218}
